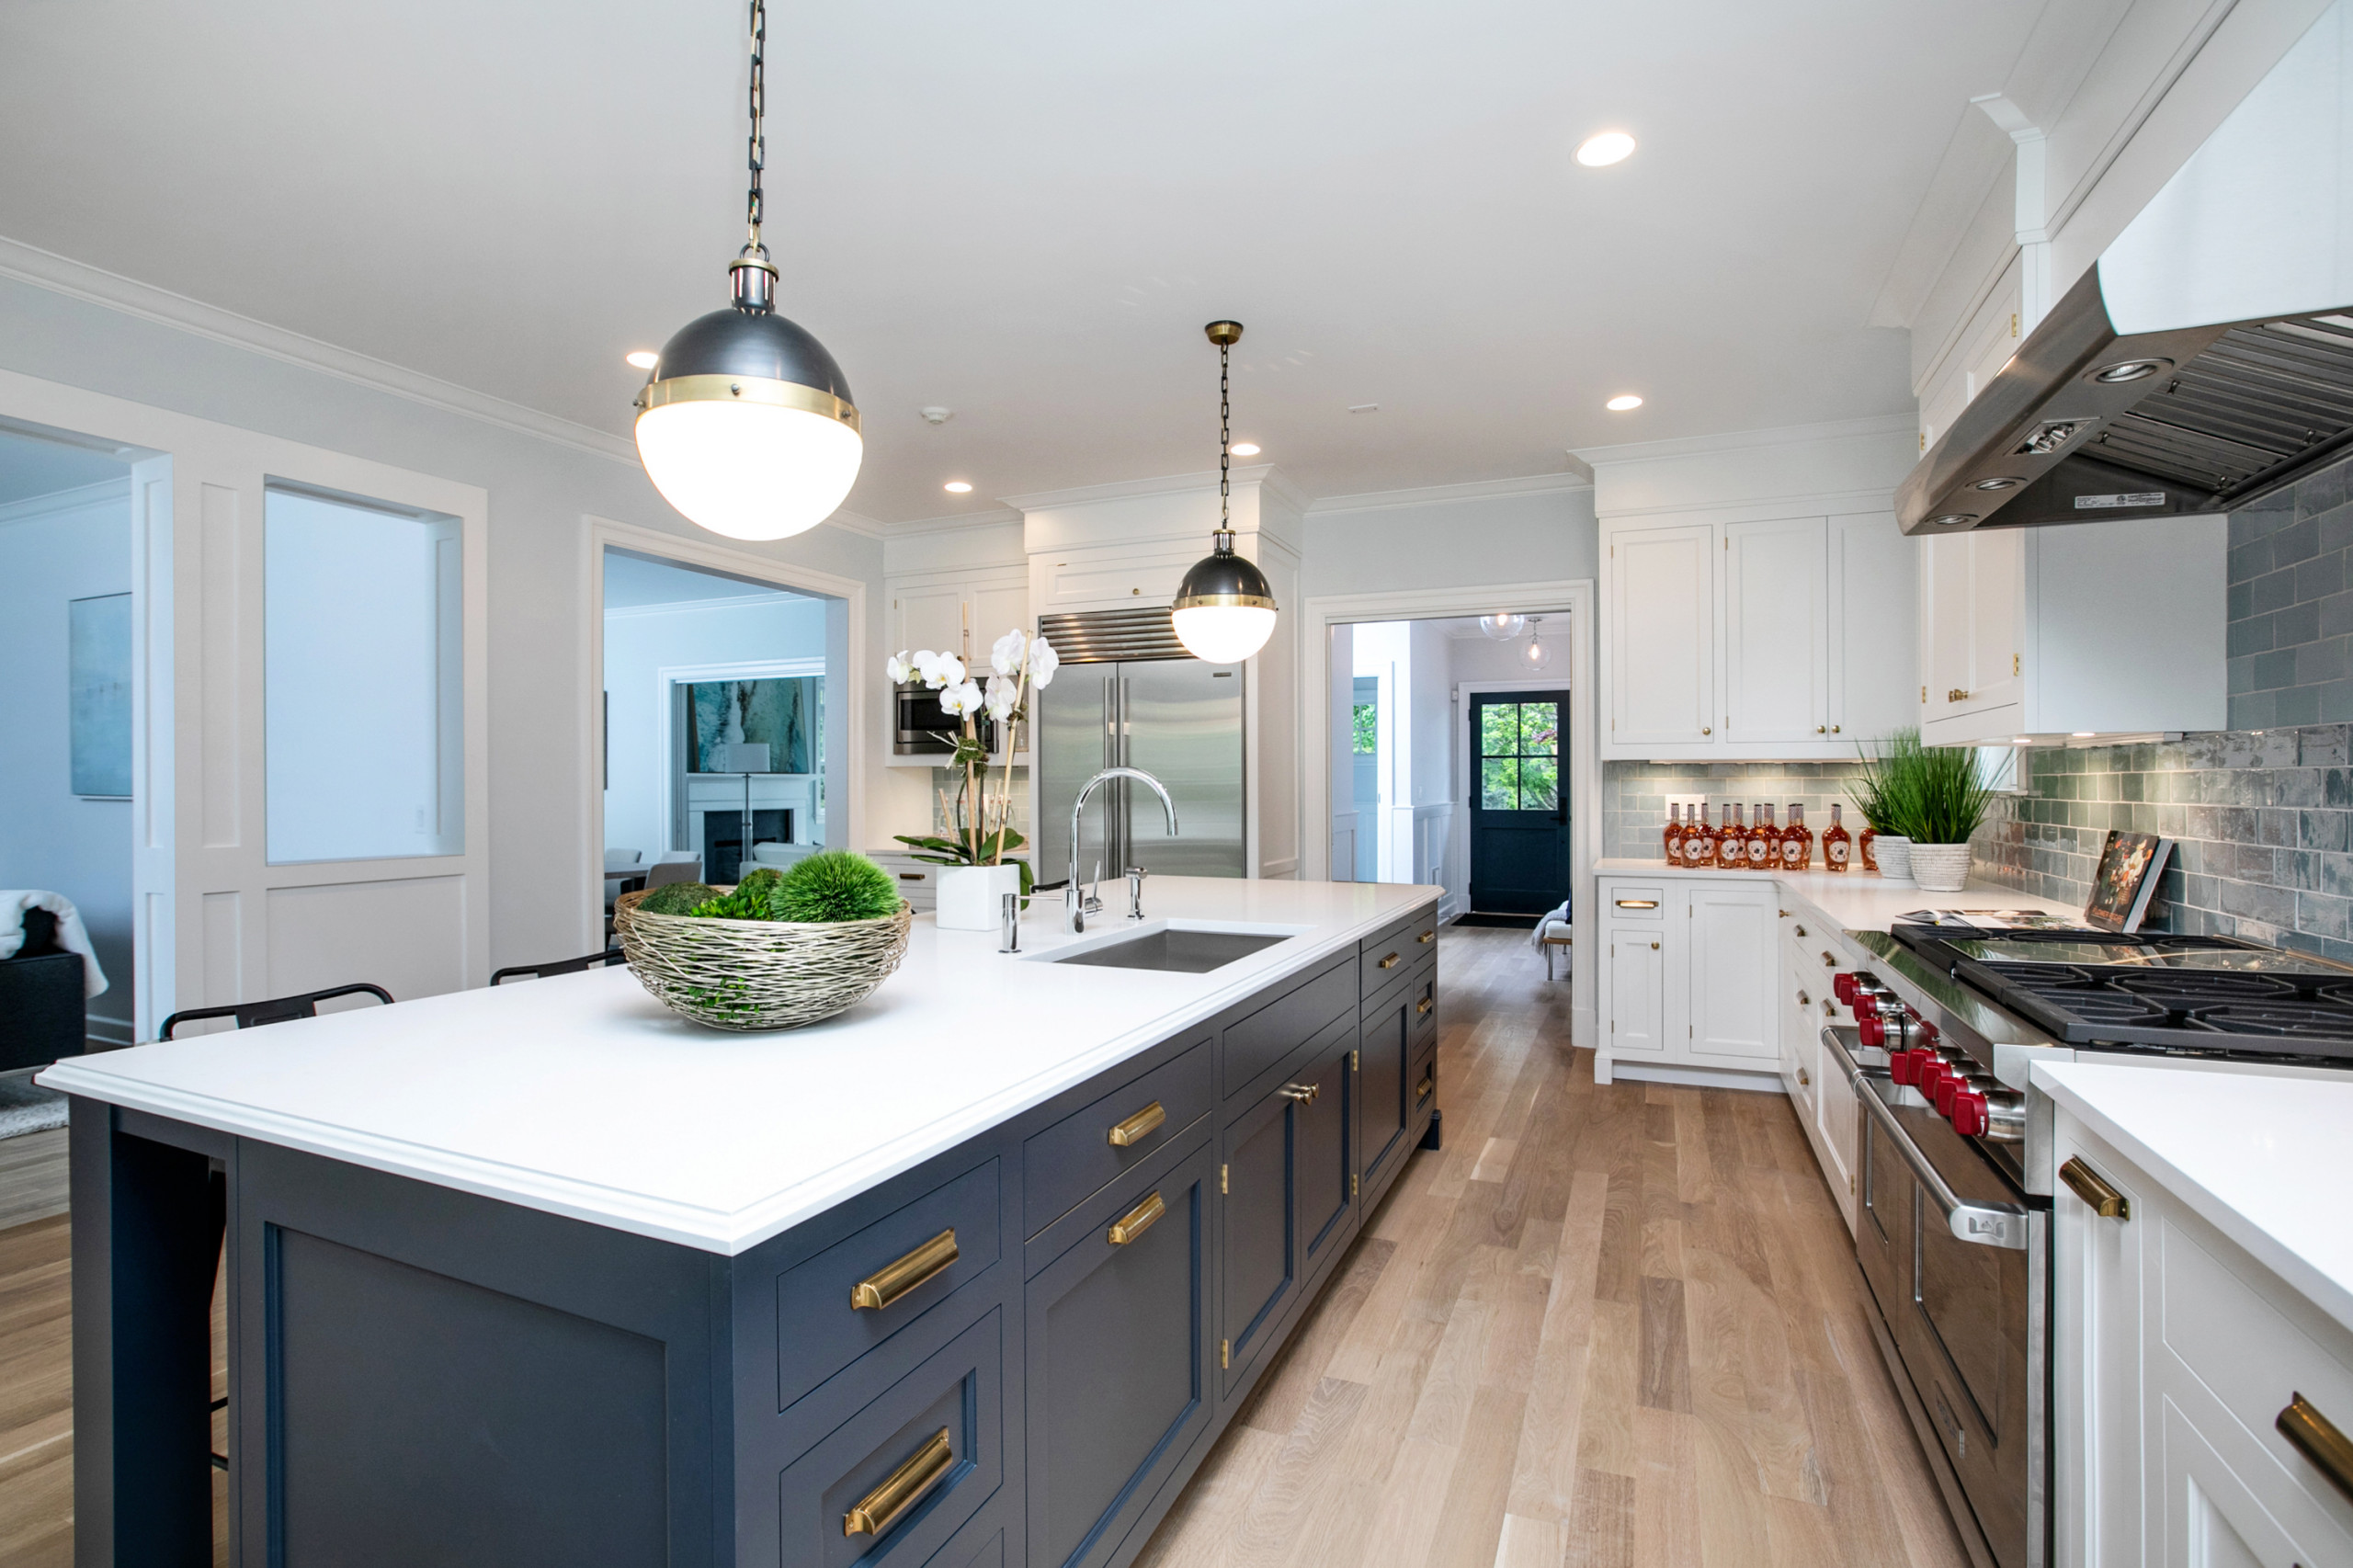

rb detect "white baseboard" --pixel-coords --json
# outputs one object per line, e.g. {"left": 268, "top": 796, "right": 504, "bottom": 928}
{"left": 1601, "top": 1058, "right": 1782, "bottom": 1094}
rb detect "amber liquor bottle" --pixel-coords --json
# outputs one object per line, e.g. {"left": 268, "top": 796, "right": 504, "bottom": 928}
{"left": 1686, "top": 807, "right": 1716, "bottom": 869}
{"left": 1823, "top": 803, "right": 1852, "bottom": 872}
{"left": 1749, "top": 804, "right": 1776, "bottom": 869}
{"left": 1781, "top": 803, "right": 1813, "bottom": 870}
{"left": 1664, "top": 804, "right": 1684, "bottom": 866}
{"left": 1859, "top": 822, "right": 1880, "bottom": 873}
{"left": 1715, "top": 804, "right": 1745, "bottom": 869}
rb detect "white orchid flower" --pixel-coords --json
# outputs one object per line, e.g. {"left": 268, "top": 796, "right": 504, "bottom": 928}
{"left": 886, "top": 650, "right": 916, "bottom": 685}
{"left": 1027, "top": 636, "right": 1060, "bottom": 688}
{"left": 984, "top": 674, "right": 1019, "bottom": 722}
{"left": 938, "top": 678, "right": 984, "bottom": 718}
{"left": 991, "top": 628, "right": 1028, "bottom": 677}
{"left": 913, "top": 650, "right": 966, "bottom": 689}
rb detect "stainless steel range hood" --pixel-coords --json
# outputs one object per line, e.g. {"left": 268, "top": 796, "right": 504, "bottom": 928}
{"left": 1898, "top": 5, "right": 2353, "bottom": 536}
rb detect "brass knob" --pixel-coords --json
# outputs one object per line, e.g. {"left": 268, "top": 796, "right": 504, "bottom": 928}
{"left": 1948, "top": 687, "right": 1970, "bottom": 703}
{"left": 1832, "top": 724, "right": 1842, "bottom": 733}
{"left": 1650, "top": 940, "right": 1660, "bottom": 950}
{"left": 1814, "top": 725, "right": 1825, "bottom": 733}
{"left": 1279, "top": 1082, "right": 1320, "bottom": 1105}
{"left": 1701, "top": 725, "right": 1712, "bottom": 735}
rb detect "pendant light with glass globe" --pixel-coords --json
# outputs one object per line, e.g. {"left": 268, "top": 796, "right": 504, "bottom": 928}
{"left": 1477, "top": 612, "right": 1525, "bottom": 641}
{"left": 1171, "top": 322, "right": 1279, "bottom": 663}
{"left": 631, "top": 0, "right": 861, "bottom": 541}
{"left": 1519, "top": 617, "right": 1553, "bottom": 671}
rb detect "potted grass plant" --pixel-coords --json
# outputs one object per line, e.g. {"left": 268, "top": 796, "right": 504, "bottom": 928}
{"left": 1855, "top": 729, "right": 1990, "bottom": 892}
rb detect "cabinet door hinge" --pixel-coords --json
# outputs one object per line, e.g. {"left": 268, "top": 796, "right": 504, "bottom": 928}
{"left": 1349, "top": 1049, "right": 1359, "bottom": 1072}
{"left": 2013, "top": 653, "right": 2021, "bottom": 676}
{"left": 1921, "top": 685, "right": 1927, "bottom": 703}
{"left": 2009, "top": 312, "right": 2019, "bottom": 339}
{"left": 1220, "top": 1164, "right": 1229, "bottom": 1195}
{"left": 1221, "top": 1338, "right": 1231, "bottom": 1369}
{"left": 1849, "top": 1172, "right": 1858, "bottom": 1195}
{"left": 1351, "top": 1172, "right": 1359, "bottom": 1197}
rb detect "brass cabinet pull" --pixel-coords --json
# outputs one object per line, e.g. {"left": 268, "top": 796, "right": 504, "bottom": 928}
{"left": 844, "top": 1427, "right": 954, "bottom": 1536}
{"left": 1378, "top": 951, "right": 1401, "bottom": 970}
{"left": 1793, "top": 924, "right": 1807, "bottom": 937}
{"left": 1108, "top": 1190, "right": 1166, "bottom": 1245}
{"left": 1798, "top": 1067, "right": 1810, "bottom": 1085}
{"left": 1415, "top": 1073, "right": 1434, "bottom": 1102}
{"left": 1832, "top": 724, "right": 1841, "bottom": 733}
{"left": 1650, "top": 940, "right": 1660, "bottom": 950}
{"left": 1419, "top": 929, "right": 1436, "bottom": 944}
{"left": 1779, "top": 908, "right": 1790, "bottom": 918}
{"left": 1701, "top": 726, "right": 1711, "bottom": 734}
{"left": 1814, "top": 724, "right": 1826, "bottom": 733}
{"left": 1278, "top": 1082, "right": 1320, "bottom": 1105}
{"left": 1948, "top": 687, "right": 1970, "bottom": 703}
{"left": 897, "top": 871, "right": 925, "bottom": 881}
{"left": 1796, "top": 990, "right": 1811, "bottom": 1007}
{"left": 1416, "top": 997, "right": 1433, "bottom": 1017}
{"left": 1821, "top": 951, "right": 1836, "bottom": 968}
{"left": 1614, "top": 898, "right": 1660, "bottom": 909}
{"left": 850, "top": 1229, "right": 960, "bottom": 1311}
{"left": 2279, "top": 1393, "right": 2353, "bottom": 1506}
{"left": 1107, "top": 1101, "right": 1165, "bottom": 1147}
{"left": 2058, "top": 1156, "right": 2129, "bottom": 1221}
{"left": 1821, "top": 999, "right": 1836, "bottom": 1017}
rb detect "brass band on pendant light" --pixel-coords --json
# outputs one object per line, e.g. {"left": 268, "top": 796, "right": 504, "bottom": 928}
{"left": 1171, "top": 321, "right": 1279, "bottom": 663}
{"left": 630, "top": 0, "right": 862, "bottom": 541}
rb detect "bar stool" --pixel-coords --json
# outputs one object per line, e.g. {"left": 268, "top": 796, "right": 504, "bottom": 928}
{"left": 491, "top": 949, "right": 625, "bottom": 984}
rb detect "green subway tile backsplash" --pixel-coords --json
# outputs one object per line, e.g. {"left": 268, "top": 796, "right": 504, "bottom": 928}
{"left": 1602, "top": 759, "right": 1875, "bottom": 860}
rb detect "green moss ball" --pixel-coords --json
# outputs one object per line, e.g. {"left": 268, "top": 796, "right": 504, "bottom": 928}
{"left": 637, "top": 881, "right": 719, "bottom": 916}
{"left": 771, "top": 850, "right": 902, "bottom": 923}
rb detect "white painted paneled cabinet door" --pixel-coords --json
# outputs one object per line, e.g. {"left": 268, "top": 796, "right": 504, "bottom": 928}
{"left": 1722, "top": 517, "right": 1826, "bottom": 744}
{"left": 1828, "top": 513, "right": 1918, "bottom": 746}
{"left": 1921, "top": 529, "right": 2022, "bottom": 731}
{"left": 1609, "top": 523, "right": 1713, "bottom": 746}
{"left": 1605, "top": 926, "right": 1667, "bottom": 1056}
{"left": 1686, "top": 883, "right": 1776, "bottom": 1062}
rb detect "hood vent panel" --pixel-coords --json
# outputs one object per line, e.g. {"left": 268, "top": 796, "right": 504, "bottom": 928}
{"left": 1899, "top": 273, "right": 2353, "bottom": 535}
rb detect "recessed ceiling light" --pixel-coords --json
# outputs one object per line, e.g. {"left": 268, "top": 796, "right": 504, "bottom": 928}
{"left": 1606, "top": 393, "right": 1643, "bottom": 412}
{"left": 2090, "top": 358, "right": 2171, "bottom": 384}
{"left": 1974, "top": 476, "right": 2024, "bottom": 491}
{"left": 1231, "top": 442, "right": 1261, "bottom": 456}
{"left": 1575, "top": 131, "right": 1637, "bottom": 167}
{"left": 625, "top": 350, "right": 659, "bottom": 369}
{"left": 943, "top": 481, "right": 972, "bottom": 494}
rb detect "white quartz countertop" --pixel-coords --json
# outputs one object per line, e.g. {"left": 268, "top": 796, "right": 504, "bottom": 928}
{"left": 2031, "top": 1061, "right": 2353, "bottom": 1337}
{"left": 40, "top": 879, "right": 1438, "bottom": 1256}
{"left": 1595, "top": 858, "right": 2085, "bottom": 933}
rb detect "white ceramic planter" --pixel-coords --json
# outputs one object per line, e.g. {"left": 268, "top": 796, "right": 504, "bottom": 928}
{"left": 1908, "top": 843, "right": 1972, "bottom": 893}
{"left": 936, "top": 863, "right": 1023, "bottom": 931}
{"left": 1872, "top": 835, "right": 1915, "bottom": 885}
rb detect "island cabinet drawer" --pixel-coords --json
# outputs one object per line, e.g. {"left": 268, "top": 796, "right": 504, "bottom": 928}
{"left": 775, "top": 1160, "right": 1002, "bottom": 1413}
{"left": 1365, "top": 950, "right": 1437, "bottom": 1034}
{"left": 1358, "top": 907, "right": 1438, "bottom": 996}
{"left": 776, "top": 1306, "right": 1004, "bottom": 1568}
{"left": 1022, "top": 1037, "right": 1211, "bottom": 1239}
{"left": 1024, "top": 1132, "right": 1217, "bottom": 1568}
{"left": 1222, "top": 956, "right": 1355, "bottom": 1109}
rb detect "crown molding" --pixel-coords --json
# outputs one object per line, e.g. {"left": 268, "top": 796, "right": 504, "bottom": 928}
{"left": 875, "top": 506, "right": 1026, "bottom": 540}
{"left": 1307, "top": 471, "right": 1591, "bottom": 517}
{"left": 0, "top": 232, "right": 641, "bottom": 465}
{"left": 0, "top": 475, "right": 131, "bottom": 528}
{"left": 603, "top": 589, "right": 806, "bottom": 620}
{"left": 816, "top": 507, "right": 889, "bottom": 539}
{"left": 999, "top": 463, "right": 1281, "bottom": 513}
{"left": 1571, "top": 412, "right": 1916, "bottom": 468}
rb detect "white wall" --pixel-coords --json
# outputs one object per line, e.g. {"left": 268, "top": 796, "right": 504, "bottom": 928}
{"left": 0, "top": 479, "right": 134, "bottom": 1040}
{"left": 0, "top": 270, "right": 887, "bottom": 973}
{"left": 1302, "top": 480, "right": 1597, "bottom": 599}
{"left": 602, "top": 594, "right": 829, "bottom": 859}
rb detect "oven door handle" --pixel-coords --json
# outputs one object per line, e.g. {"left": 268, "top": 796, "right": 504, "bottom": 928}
{"left": 1854, "top": 1073, "right": 2032, "bottom": 1250}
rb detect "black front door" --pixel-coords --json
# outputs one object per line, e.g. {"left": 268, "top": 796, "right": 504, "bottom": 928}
{"left": 1468, "top": 691, "right": 1571, "bottom": 915}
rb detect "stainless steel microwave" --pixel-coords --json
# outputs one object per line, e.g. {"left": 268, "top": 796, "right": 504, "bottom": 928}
{"left": 893, "top": 686, "right": 997, "bottom": 756}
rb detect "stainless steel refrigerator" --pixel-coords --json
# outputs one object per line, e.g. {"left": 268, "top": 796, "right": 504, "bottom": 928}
{"left": 1035, "top": 610, "right": 1245, "bottom": 885}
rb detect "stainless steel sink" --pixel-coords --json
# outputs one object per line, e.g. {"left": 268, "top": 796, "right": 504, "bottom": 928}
{"left": 1035, "top": 922, "right": 1303, "bottom": 974}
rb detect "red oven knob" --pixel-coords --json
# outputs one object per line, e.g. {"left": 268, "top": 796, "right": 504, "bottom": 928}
{"left": 1888, "top": 1048, "right": 1916, "bottom": 1085}
{"left": 1833, "top": 972, "right": 1860, "bottom": 1004}
{"left": 1912, "top": 1058, "right": 1946, "bottom": 1096}
{"left": 1857, "top": 1015, "right": 1884, "bottom": 1047}
{"left": 1934, "top": 1072, "right": 1966, "bottom": 1118}
{"left": 1915, "top": 1020, "right": 1939, "bottom": 1045}
{"left": 1851, "top": 994, "right": 1882, "bottom": 1019}
{"left": 1950, "top": 1089, "right": 1990, "bottom": 1137}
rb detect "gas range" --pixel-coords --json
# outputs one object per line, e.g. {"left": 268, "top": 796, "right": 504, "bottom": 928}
{"left": 1820, "top": 910, "right": 2353, "bottom": 1568}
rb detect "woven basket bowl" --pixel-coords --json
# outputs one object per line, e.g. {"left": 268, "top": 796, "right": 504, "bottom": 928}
{"left": 613, "top": 889, "right": 914, "bottom": 1031}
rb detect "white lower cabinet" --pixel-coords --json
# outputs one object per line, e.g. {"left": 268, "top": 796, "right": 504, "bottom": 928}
{"left": 2054, "top": 1111, "right": 2353, "bottom": 1568}
{"left": 1777, "top": 906, "right": 1859, "bottom": 1233}
{"left": 1596, "top": 875, "right": 1778, "bottom": 1085}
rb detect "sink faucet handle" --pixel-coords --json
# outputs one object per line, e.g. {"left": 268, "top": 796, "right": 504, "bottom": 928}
{"left": 1126, "top": 866, "right": 1147, "bottom": 921}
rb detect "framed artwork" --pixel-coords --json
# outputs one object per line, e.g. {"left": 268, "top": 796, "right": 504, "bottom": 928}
{"left": 69, "top": 592, "right": 132, "bottom": 799}
{"left": 688, "top": 676, "right": 818, "bottom": 774}
{"left": 2084, "top": 830, "right": 2174, "bottom": 933}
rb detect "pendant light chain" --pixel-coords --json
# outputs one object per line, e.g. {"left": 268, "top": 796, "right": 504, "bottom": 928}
{"left": 1218, "top": 337, "right": 1232, "bottom": 535}
{"left": 746, "top": 0, "right": 766, "bottom": 250}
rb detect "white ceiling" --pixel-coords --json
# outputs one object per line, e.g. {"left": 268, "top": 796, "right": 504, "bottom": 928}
{"left": 603, "top": 550, "right": 802, "bottom": 609}
{"left": 0, "top": 427, "right": 130, "bottom": 508}
{"left": 0, "top": 1, "right": 2057, "bottom": 524}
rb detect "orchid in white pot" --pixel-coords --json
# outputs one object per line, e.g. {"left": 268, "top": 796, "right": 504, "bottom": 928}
{"left": 889, "top": 631, "right": 1059, "bottom": 928}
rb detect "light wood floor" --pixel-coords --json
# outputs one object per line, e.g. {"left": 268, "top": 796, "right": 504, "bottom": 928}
{"left": 0, "top": 927, "right": 1966, "bottom": 1568}
{"left": 1131, "top": 927, "right": 1970, "bottom": 1568}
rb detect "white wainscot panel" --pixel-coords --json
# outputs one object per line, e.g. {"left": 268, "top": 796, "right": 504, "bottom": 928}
{"left": 267, "top": 875, "right": 469, "bottom": 1006}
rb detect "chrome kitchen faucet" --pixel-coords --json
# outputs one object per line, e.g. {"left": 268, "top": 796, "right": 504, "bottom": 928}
{"left": 1066, "top": 767, "right": 1177, "bottom": 934}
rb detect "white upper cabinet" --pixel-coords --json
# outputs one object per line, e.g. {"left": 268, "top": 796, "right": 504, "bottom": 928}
{"left": 892, "top": 583, "right": 970, "bottom": 661}
{"left": 1828, "top": 510, "right": 1920, "bottom": 745}
{"left": 1917, "top": 513, "right": 2226, "bottom": 745}
{"left": 1608, "top": 523, "right": 1714, "bottom": 748}
{"left": 1723, "top": 517, "right": 1826, "bottom": 744}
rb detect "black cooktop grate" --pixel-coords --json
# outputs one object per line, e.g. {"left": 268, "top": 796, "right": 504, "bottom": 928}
{"left": 1894, "top": 924, "right": 2353, "bottom": 1063}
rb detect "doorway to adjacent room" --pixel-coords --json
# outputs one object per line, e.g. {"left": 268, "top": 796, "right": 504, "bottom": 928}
{"left": 1465, "top": 687, "right": 1573, "bottom": 915}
